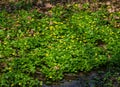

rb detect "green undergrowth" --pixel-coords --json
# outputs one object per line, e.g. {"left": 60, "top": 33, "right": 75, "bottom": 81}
{"left": 0, "top": 4, "right": 120, "bottom": 86}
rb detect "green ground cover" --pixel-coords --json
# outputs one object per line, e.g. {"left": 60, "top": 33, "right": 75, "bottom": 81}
{"left": 0, "top": 4, "right": 120, "bottom": 87}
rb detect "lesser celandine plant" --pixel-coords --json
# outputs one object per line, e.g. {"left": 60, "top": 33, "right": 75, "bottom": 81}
{"left": 0, "top": 3, "right": 120, "bottom": 86}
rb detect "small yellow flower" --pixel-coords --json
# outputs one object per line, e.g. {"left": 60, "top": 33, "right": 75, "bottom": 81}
{"left": 95, "top": 53, "right": 97, "bottom": 56}
{"left": 11, "top": 84, "right": 14, "bottom": 87}
{"left": 71, "top": 40, "right": 74, "bottom": 42}
{"left": 48, "top": 46, "right": 52, "bottom": 48}
{"left": 12, "top": 52, "right": 16, "bottom": 56}
{"left": 50, "top": 26, "right": 54, "bottom": 30}
{"left": 74, "top": 4, "right": 78, "bottom": 7}
{"left": 8, "top": 67, "right": 12, "bottom": 70}
{"left": 16, "top": 21, "right": 19, "bottom": 23}
{"left": 49, "top": 76, "right": 52, "bottom": 78}
{"left": 68, "top": 46, "right": 72, "bottom": 49}
{"left": 95, "top": 58, "right": 98, "bottom": 60}
{"left": 71, "top": 36, "right": 74, "bottom": 39}
{"left": 45, "top": 53, "right": 49, "bottom": 57}
{"left": 110, "top": 32, "right": 114, "bottom": 35}
{"left": 60, "top": 22, "right": 63, "bottom": 24}
{"left": 76, "top": 38, "right": 79, "bottom": 40}
{"left": 61, "top": 36, "right": 65, "bottom": 38}
{"left": 31, "top": 18, "right": 34, "bottom": 21}
{"left": 63, "top": 42, "right": 66, "bottom": 44}
{"left": 45, "top": 27, "right": 48, "bottom": 30}
{"left": 38, "top": 27, "right": 40, "bottom": 29}
{"left": 58, "top": 46, "right": 62, "bottom": 48}
{"left": 53, "top": 35, "right": 57, "bottom": 38}
{"left": 103, "top": 15, "right": 106, "bottom": 18}
{"left": 27, "top": 21, "right": 30, "bottom": 24}
{"left": 83, "top": 40, "right": 86, "bottom": 42}
{"left": 41, "top": 32, "right": 44, "bottom": 35}
{"left": 49, "top": 10, "right": 52, "bottom": 13}
{"left": 33, "top": 34, "right": 36, "bottom": 36}
{"left": 19, "top": 83, "right": 22, "bottom": 85}
{"left": 53, "top": 21, "right": 57, "bottom": 24}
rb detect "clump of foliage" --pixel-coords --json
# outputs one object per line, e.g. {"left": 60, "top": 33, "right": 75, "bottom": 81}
{"left": 0, "top": 3, "right": 120, "bottom": 86}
